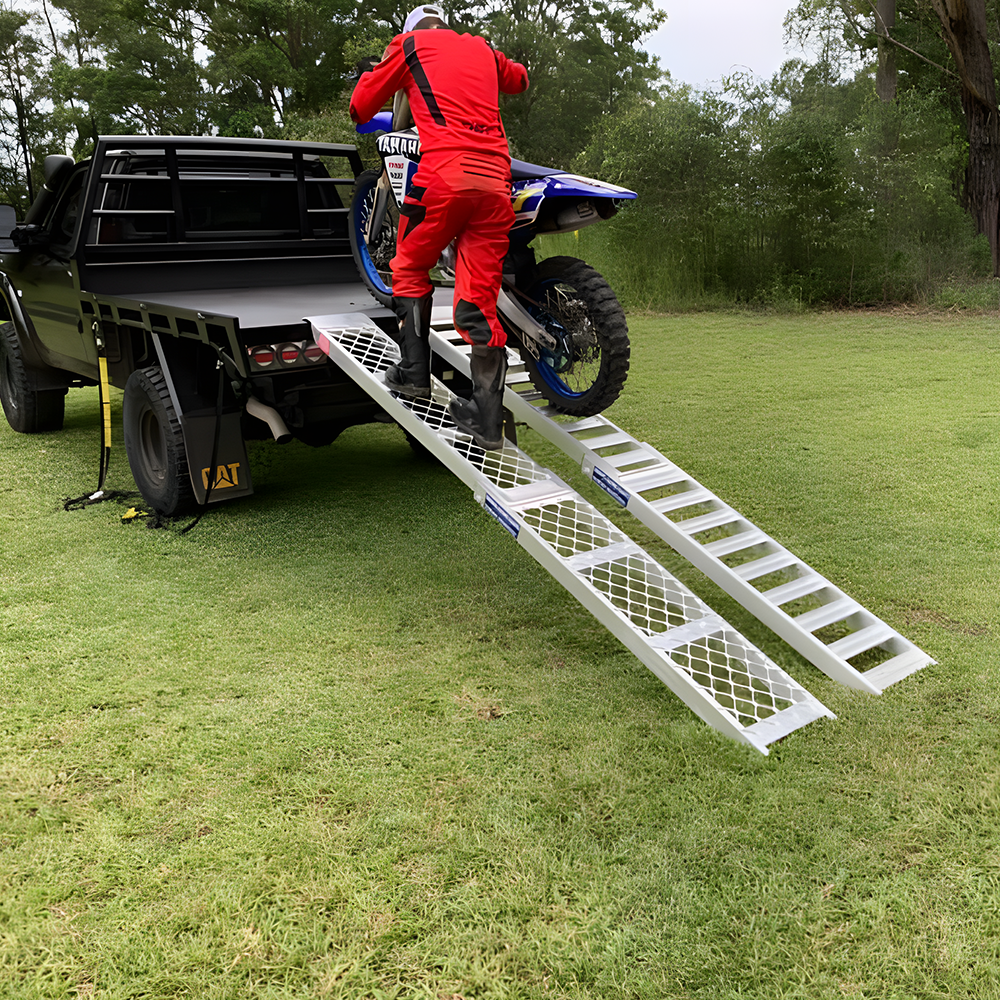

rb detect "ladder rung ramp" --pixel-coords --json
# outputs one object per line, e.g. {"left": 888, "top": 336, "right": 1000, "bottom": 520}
{"left": 734, "top": 551, "right": 800, "bottom": 582}
{"left": 676, "top": 507, "right": 742, "bottom": 534}
{"left": 428, "top": 328, "right": 935, "bottom": 696}
{"left": 762, "top": 574, "right": 828, "bottom": 604}
{"left": 308, "top": 313, "right": 835, "bottom": 754}
{"left": 652, "top": 487, "right": 715, "bottom": 513}
{"left": 793, "top": 597, "right": 861, "bottom": 632}
{"left": 703, "top": 529, "right": 769, "bottom": 558}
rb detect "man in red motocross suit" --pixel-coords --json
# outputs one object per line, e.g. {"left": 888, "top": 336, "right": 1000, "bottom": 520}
{"left": 349, "top": 4, "right": 529, "bottom": 450}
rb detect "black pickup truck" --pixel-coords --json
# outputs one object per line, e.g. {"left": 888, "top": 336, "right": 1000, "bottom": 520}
{"left": 0, "top": 135, "right": 401, "bottom": 514}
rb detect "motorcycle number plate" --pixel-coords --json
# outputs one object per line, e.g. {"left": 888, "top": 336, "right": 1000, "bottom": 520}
{"left": 386, "top": 158, "right": 419, "bottom": 205}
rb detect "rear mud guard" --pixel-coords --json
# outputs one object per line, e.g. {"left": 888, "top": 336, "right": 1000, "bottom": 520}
{"left": 151, "top": 334, "right": 253, "bottom": 506}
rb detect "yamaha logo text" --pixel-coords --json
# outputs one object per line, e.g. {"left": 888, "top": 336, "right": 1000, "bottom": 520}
{"left": 377, "top": 133, "right": 421, "bottom": 159}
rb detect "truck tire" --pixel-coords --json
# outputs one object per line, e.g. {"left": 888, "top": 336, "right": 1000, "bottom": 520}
{"left": 123, "top": 365, "right": 195, "bottom": 516}
{"left": 0, "top": 321, "right": 66, "bottom": 433}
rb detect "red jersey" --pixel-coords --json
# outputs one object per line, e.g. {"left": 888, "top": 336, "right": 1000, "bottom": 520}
{"left": 349, "top": 29, "right": 529, "bottom": 165}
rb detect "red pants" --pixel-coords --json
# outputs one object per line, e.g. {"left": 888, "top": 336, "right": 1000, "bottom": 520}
{"left": 391, "top": 155, "right": 514, "bottom": 347}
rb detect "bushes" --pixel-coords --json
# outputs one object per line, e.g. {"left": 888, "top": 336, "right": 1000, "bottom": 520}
{"left": 570, "top": 68, "right": 992, "bottom": 310}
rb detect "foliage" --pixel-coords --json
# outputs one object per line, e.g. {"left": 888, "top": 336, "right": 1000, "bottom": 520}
{"left": 2, "top": 0, "right": 998, "bottom": 302}
{"left": 0, "top": 5, "right": 71, "bottom": 212}
{"left": 0, "top": 0, "right": 665, "bottom": 195}
{"left": 457, "top": 0, "right": 665, "bottom": 164}
{"left": 62, "top": 0, "right": 212, "bottom": 142}
{"left": 788, "top": 1, "right": 1000, "bottom": 274}
{"left": 575, "top": 60, "right": 990, "bottom": 309}
{"left": 202, "top": 0, "right": 356, "bottom": 134}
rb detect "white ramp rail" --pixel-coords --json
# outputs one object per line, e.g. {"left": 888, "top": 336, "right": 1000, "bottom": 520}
{"left": 308, "top": 313, "right": 834, "bottom": 755}
{"left": 426, "top": 323, "right": 934, "bottom": 697}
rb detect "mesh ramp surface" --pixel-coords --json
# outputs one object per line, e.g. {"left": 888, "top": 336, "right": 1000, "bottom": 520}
{"left": 425, "top": 323, "right": 934, "bottom": 696}
{"left": 309, "top": 313, "right": 834, "bottom": 754}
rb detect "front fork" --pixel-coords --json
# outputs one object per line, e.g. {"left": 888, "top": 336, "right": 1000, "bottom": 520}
{"left": 365, "top": 171, "right": 392, "bottom": 246}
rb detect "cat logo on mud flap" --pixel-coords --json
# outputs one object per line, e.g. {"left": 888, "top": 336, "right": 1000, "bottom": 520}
{"left": 201, "top": 463, "right": 241, "bottom": 490}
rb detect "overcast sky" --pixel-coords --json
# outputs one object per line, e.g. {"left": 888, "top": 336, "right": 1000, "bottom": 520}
{"left": 644, "top": 0, "right": 805, "bottom": 90}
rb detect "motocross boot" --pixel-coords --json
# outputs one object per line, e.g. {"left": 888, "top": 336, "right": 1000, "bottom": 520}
{"left": 448, "top": 344, "right": 508, "bottom": 451}
{"left": 384, "top": 293, "right": 433, "bottom": 398}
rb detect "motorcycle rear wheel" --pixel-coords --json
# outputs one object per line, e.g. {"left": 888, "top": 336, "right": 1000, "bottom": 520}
{"left": 519, "top": 256, "right": 630, "bottom": 417}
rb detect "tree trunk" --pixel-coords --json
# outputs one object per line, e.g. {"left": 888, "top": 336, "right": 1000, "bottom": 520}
{"left": 931, "top": 0, "right": 1000, "bottom": 274}
{"left": 875, "top": 0, "right": 897, "bottom": 102}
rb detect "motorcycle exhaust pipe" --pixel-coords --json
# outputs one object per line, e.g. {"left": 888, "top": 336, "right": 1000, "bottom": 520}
{"left": 246, "top": 396, "right": 292, "bottom": 444}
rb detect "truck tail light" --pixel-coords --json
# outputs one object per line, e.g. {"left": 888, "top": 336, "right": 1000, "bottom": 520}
{"left": 247, "top": 339, "right": 324, "bottom": 370}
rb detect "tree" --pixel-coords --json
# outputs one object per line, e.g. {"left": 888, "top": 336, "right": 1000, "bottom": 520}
{"left": 790, "top": 0, "right": 1000, "bottom": 272}
{"left": 927, "top": 0, "right": 1000, "bottom": 271}
{"left": 574, "top": 56, "right": 983, "bottom": 308}
{"left": 461, "top": 0, "right": 666, "bottom": 163}
{"left": 203, "top": 0, "right": 355, "bottom": 132}
{"left": 875, "top": 0, "right": 897, "bottom": 101}
{"left": 43, "top": 0, "right": 213, "bottom": 146}
{"left": 0, "top": 6, "right": 46, "bottom": 207}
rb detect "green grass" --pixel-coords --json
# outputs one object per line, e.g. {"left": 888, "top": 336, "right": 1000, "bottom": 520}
{"left": 2, "top": 310, "right": 1000, "bottom": 999}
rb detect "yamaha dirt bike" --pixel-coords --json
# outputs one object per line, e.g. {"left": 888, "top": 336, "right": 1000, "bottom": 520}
{"left": 349, "top": 110, "right": 636, "bottom": 417}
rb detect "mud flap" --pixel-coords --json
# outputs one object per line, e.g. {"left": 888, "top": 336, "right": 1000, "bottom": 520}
{"left": 181, "top": 410, "right": 253, "bottom": 505}
{"left": 152, "top": 334, "right": 253, "bottom": 506}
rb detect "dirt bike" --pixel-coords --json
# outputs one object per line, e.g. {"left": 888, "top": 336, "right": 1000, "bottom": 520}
{"left": 348, "top": 110, "right": 636, "bottom": 417}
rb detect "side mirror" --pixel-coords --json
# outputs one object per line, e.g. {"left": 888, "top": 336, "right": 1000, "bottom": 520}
{"left": 43, "top": 154, "right": 74, "bottom": 186}
{"left": 9, "top": 223, "right": 48, "bottom": 251}
{"left": 0, "top": 204, "right": 16, "bottom": 252}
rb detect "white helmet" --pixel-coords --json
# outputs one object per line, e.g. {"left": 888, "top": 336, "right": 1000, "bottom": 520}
{"left": 403, "top": 4, "right": 448, "bottom": 32}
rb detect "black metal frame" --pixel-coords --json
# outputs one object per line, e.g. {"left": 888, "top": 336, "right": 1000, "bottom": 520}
{"left": 79, "top": 135, "right": 365, "bottom": 264}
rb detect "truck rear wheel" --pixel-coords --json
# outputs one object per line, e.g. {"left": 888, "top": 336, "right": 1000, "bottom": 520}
{"left": 123, "top": 366, "right": 195, "bottom": 516}
{"left": 0, "top": 322, "right": 66, "bottom": 433}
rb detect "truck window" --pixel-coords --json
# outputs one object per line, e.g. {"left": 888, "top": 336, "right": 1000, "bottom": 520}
{"left": 47, "top": 168, "right": 87, "bottom": 249}
{"left": 84, "top": 144, "right": 353, "bottom": 249}
{"left": 89, "top": 170, "right": 173, "bottom": 244}
{"left": 180, "top": 178, "right": 300, "bottom": 240}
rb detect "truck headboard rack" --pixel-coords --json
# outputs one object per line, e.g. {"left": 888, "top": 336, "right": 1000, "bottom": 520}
{"left": 78, "top": 136, "right": 364, "bottom": 289}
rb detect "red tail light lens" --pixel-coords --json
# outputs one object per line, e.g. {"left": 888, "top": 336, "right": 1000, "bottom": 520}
{"left": 278, "top": 344, "right": 300, "bottom": 364}
{"left": 250, "top": 346, "right": 275, "bottom": 368}
{"left": 303, "top": 343, "right": 324, "bottom": 362}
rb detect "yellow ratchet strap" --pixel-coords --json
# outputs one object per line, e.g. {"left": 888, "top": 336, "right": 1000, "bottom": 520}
{"left": 95, "top": 327, "right": 112, "bottom": 492}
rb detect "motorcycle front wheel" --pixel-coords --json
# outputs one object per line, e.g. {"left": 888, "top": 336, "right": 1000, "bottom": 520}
{"left": 519, "top": 256, "right": 630, "bottom": 417}
{"left": 349, "top": 168, "right": 397, "bottom": 308}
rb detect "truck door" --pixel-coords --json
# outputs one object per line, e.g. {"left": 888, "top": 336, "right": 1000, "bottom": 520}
{"left": 15, "top": 166, "right": 96, "bottom": 376}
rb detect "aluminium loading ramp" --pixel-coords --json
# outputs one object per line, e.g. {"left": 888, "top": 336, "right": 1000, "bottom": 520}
{"left": 308, "top": 312, "right": 834, "bottom": 755}
{"left": 425, "top": 316, "right": 935, "bottom": 697}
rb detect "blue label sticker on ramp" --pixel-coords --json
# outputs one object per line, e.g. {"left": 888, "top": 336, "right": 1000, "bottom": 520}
{"left": 592, "top": 467, "right": 630, "bottom": 507}
{"left": 483, "top": 494, "right": 520, "bottom": 539}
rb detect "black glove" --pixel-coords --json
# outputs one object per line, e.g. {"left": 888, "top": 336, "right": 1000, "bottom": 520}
{"left": 350, "top": 55, "right": 380, "bottom": 79}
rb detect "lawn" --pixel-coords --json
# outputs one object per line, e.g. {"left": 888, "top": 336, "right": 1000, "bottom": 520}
{"left": 1, "top": 310, "right": 998, "bottom": 999}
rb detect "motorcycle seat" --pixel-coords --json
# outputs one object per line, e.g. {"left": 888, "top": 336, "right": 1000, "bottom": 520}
{"left": 510, "top": 159, "right": 563, "bottom": 181}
